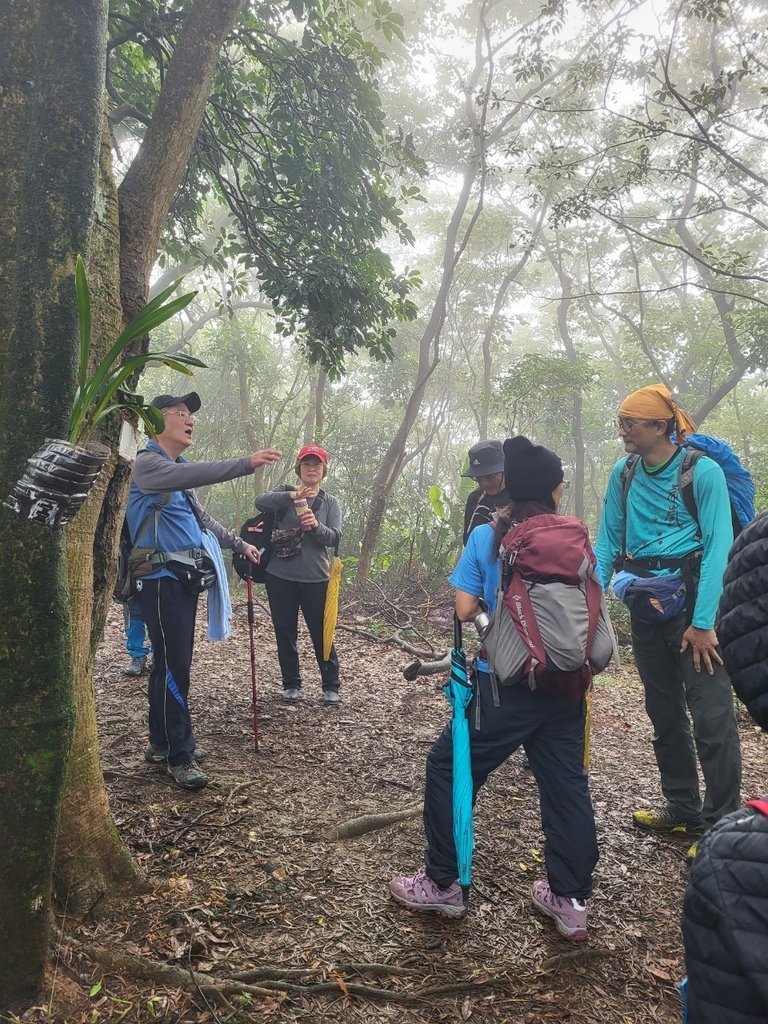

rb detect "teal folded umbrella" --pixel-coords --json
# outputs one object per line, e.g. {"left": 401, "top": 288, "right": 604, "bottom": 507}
{"left": 444, "top": 615, "right": 474, "bottom": 890}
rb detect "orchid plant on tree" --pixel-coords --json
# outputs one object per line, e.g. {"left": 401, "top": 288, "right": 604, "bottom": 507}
{"left": 68, "top": 254, "right": 205, "bottom": 445}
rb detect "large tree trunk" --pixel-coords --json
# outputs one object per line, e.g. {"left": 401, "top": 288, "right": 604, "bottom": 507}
{"left": 0, "top": 0, "right": 107, "bottom": 1007}
{"left": 56, "top": 115, "right": 145, "bottom": 914}
{"left": 54, "top": 0, "right": 245, "bottom": 906}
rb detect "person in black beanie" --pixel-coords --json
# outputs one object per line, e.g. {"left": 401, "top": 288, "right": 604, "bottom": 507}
{"left": 389, "top": 436, "right": 609, "bottom": 942}
{"left": 503, "top": 435, "right": 564, "bottom": 508}
{"left": 681, "top": 512, "right": 768, "bottom": 1023}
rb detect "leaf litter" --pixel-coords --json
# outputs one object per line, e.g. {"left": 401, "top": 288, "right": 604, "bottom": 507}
{"left": 34, "top": 594, "right": 768, "bottom": 1023}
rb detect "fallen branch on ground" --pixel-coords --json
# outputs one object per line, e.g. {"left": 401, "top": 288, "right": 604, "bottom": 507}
{"left": 325, "top": 803, "right": 423, "bottom": 840}
{"left": 402, "top": 654, "right": 450, "bottom": 680}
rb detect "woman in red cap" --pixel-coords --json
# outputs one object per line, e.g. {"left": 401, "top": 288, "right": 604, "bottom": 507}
{"left": 255, "top": 445, "right": 342, "bottom": 703}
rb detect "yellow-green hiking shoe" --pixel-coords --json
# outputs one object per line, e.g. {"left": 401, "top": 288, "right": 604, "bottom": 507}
{"left": 632, "top": 807, "right": 704, "bottom": 835}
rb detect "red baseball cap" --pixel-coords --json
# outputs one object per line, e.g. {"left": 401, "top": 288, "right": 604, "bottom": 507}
{"left": 296, "top": 444, "right": 329, "bottom": 465}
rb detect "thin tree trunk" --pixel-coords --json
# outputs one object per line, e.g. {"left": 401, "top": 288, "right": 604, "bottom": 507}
{"left": 544, "top": 236, "right": 585, "bottom": 518}
{"left": 0, "top": 0, "right": 107, "bottom": 1006}
{"left": 355, "top": 15, "right": 492, "bottom": 580}
{"left": 118, "top": 0, "right": 245, "bottom": 325}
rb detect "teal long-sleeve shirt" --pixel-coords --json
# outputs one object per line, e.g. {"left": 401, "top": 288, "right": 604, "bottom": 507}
{"left": 594, "top": 449, "right": 733, "bottom": 630}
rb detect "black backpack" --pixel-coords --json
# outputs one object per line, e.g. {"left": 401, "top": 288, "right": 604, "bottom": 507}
{"left": 113, "top": 494, "right": 171, "bottom": 603}
{"left": 232, "top": 510, "right": 278, "bottom": 583}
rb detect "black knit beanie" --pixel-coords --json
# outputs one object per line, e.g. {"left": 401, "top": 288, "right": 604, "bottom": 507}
{"left": 503, "top": 436, "right": 564, "bottom": 503}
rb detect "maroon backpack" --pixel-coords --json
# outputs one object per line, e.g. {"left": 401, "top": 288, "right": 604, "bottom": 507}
{"left": 495, "top": 514, "right": 603, "bottom": 699}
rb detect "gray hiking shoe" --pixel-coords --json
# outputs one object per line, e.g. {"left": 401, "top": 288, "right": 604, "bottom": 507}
{"left": 144, "top": 743, "right": 207, "bottom": 764}
{"left": 123, "top": 656, "right": 147, "bottom": 676}
{"left": 168, "top": 762, "right": 208, "bottom": 790}
{"left": 283, "top": 687, "right": 301, "bottom": 702}
{"left": 323, "top": 690, "right": 340, "bottom": 704}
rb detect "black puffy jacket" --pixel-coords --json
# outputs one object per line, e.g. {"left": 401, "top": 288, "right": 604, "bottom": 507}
{"left": 682, "top": 802, "right": 768, "bottom": 1023}
{"left": 717, "top": 511, "right": 768, "bottom": 726}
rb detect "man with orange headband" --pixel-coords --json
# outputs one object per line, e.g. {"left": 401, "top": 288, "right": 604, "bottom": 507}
{"left": 595, "top": 385, "right": 741, "bottom": 860}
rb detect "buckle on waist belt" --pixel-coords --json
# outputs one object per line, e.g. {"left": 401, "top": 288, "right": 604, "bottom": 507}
{"left": 155, "top": 548, "right": 204, "bottom": 567}
{"left": 620, "top": 551, "right": 702, "bottom": 575}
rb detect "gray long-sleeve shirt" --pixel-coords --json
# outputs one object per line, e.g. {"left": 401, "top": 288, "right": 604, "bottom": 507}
{"left": 255, "top": 485, "right": 342, "bottom": 583}
{"left": 129, "top": 446, "right": 254, "bottom": 554}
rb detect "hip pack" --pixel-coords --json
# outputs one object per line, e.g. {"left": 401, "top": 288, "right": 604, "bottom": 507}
{"left": 484, "top": 514, "right": 613, "bottom": 700}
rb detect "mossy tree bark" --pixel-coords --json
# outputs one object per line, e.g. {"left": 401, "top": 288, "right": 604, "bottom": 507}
{"left": 54, "top": 0, "right": 245, "bottom": 909}
{"left": 56, "top": 115, "right": 146, "bottom": 915}
{"left": 0, "top": 0, "right": 107, "bottom": 1008}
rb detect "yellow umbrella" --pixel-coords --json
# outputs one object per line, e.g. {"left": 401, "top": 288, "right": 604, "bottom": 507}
{"left": 322, "top": 556, "right": 343, "bottom": 661}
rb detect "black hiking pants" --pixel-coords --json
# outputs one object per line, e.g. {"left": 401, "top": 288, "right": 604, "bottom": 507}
{"left": 136, "top": 575, "right": 199, "bottom": 766}
{"left": 265, "top": 574, "right": 339, "bottom": 692}
{"left": 423, "top": 670, "right": 598, "bottom": 900}
{"left": 631, "top": 611, "right": 741, "bottom": 827}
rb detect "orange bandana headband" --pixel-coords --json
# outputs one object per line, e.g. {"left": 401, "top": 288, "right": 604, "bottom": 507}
{"left": 619, "top": 384, "right": 697, "bottom": 439}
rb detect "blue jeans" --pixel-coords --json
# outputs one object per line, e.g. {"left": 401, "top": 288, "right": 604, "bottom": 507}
{"left": 123, "top": 600, "right": 150, "bottom": 659}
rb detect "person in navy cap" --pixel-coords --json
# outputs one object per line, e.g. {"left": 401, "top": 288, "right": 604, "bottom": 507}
{"left": 126, "top": 391, "right": 281, "bottom": 790}
{"left": 462, "top": 440, "right": 510, "bottom": 545}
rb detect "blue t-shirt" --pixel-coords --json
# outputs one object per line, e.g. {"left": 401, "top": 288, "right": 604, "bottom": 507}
{"left": 449, "top": 523, "right": 500, "bottom": 672}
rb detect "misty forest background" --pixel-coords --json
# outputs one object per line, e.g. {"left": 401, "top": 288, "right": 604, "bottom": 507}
{"left": 139, "top": 0, "right": 768, "bottom": 585}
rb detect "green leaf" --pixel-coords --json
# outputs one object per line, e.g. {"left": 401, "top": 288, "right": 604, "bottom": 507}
{"left": 137, "top": 405, "right": 166, "bottom": 435}
{"left": 90, "top": 981, "right": 103, "bottom": 998}
{"left": 427, "top": 484, "right": 446, "bottom": 520}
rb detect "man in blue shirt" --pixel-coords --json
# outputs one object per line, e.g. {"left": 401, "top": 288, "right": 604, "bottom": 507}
{"left": 126, "top": 391, "right": 280, "bottom": 790}
{"left": 595, "top": 385, "right": 741, "bottom": 859}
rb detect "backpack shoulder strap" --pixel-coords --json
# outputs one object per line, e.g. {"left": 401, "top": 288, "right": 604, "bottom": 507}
{"left": 133, "top": 491, "right": 172, "bottom": 548}
{"left": 617, "top": 454, "right": 641, "bottom": 564}
{"left": 619, "top": 453, "right": 641, "bottom": 504}
{"left": 679, "top": 447, "right": 704, "bottom": 528}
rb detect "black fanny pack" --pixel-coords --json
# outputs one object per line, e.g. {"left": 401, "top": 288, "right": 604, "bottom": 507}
{"left": 165, "top": 550, "right": 217, "bottom": 594}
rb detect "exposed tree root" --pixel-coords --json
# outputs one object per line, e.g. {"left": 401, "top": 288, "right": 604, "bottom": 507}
{"left": 80, "top": 944, "right": 508, "bottom": 1006}
{"left": 325, "top": 803, "right": 423, "bottom": 840}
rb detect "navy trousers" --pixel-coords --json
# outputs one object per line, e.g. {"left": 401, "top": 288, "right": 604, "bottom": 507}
{"left": 136, "top": 576, "right": 199, "bottom": 766}
{"left": 424, "top": 670, "right": 598, "bottom": 900}
{"left": 265, "top": 574, "right": 339, "bottom": 692}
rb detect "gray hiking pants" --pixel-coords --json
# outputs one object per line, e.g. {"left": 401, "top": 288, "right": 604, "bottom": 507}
{"left": 631, "top": 612, "right": 741, "bottom": 827}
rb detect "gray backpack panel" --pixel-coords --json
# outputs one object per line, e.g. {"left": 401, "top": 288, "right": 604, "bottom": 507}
{"left": 485, "top": 581, "right": 616, "bottom": 684}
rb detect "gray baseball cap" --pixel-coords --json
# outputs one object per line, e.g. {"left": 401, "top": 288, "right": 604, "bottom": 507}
{"left": 462, "top": 440, "right": 504, "bottom": 478}
{"left": 150, "top": 391, "right": 201, "bottom": 413}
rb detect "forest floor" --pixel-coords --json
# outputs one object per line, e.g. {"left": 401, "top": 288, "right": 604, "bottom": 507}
{"left": 15, "top": 589, "right": 768, "bottom": 1024}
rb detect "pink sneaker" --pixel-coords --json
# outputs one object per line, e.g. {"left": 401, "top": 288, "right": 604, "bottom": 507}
{"left": 389, "top": 866, "right": 465, "bottom": 918}
{"left": 531, "top": 880, "right": 588, "bottom": 940}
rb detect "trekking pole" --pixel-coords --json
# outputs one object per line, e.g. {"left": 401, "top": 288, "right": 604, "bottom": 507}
{"left": 246, "top": 571, "right": 259, "bottom": 751}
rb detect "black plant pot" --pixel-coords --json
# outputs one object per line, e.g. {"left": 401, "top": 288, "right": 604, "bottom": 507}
{"left": 3, "top": 438, "right": 110, "bottom": 528}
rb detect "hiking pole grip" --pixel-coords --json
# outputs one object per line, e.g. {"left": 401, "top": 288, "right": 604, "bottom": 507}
{"left": 454, "top": 613, "right": 463, "bottom": 651}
